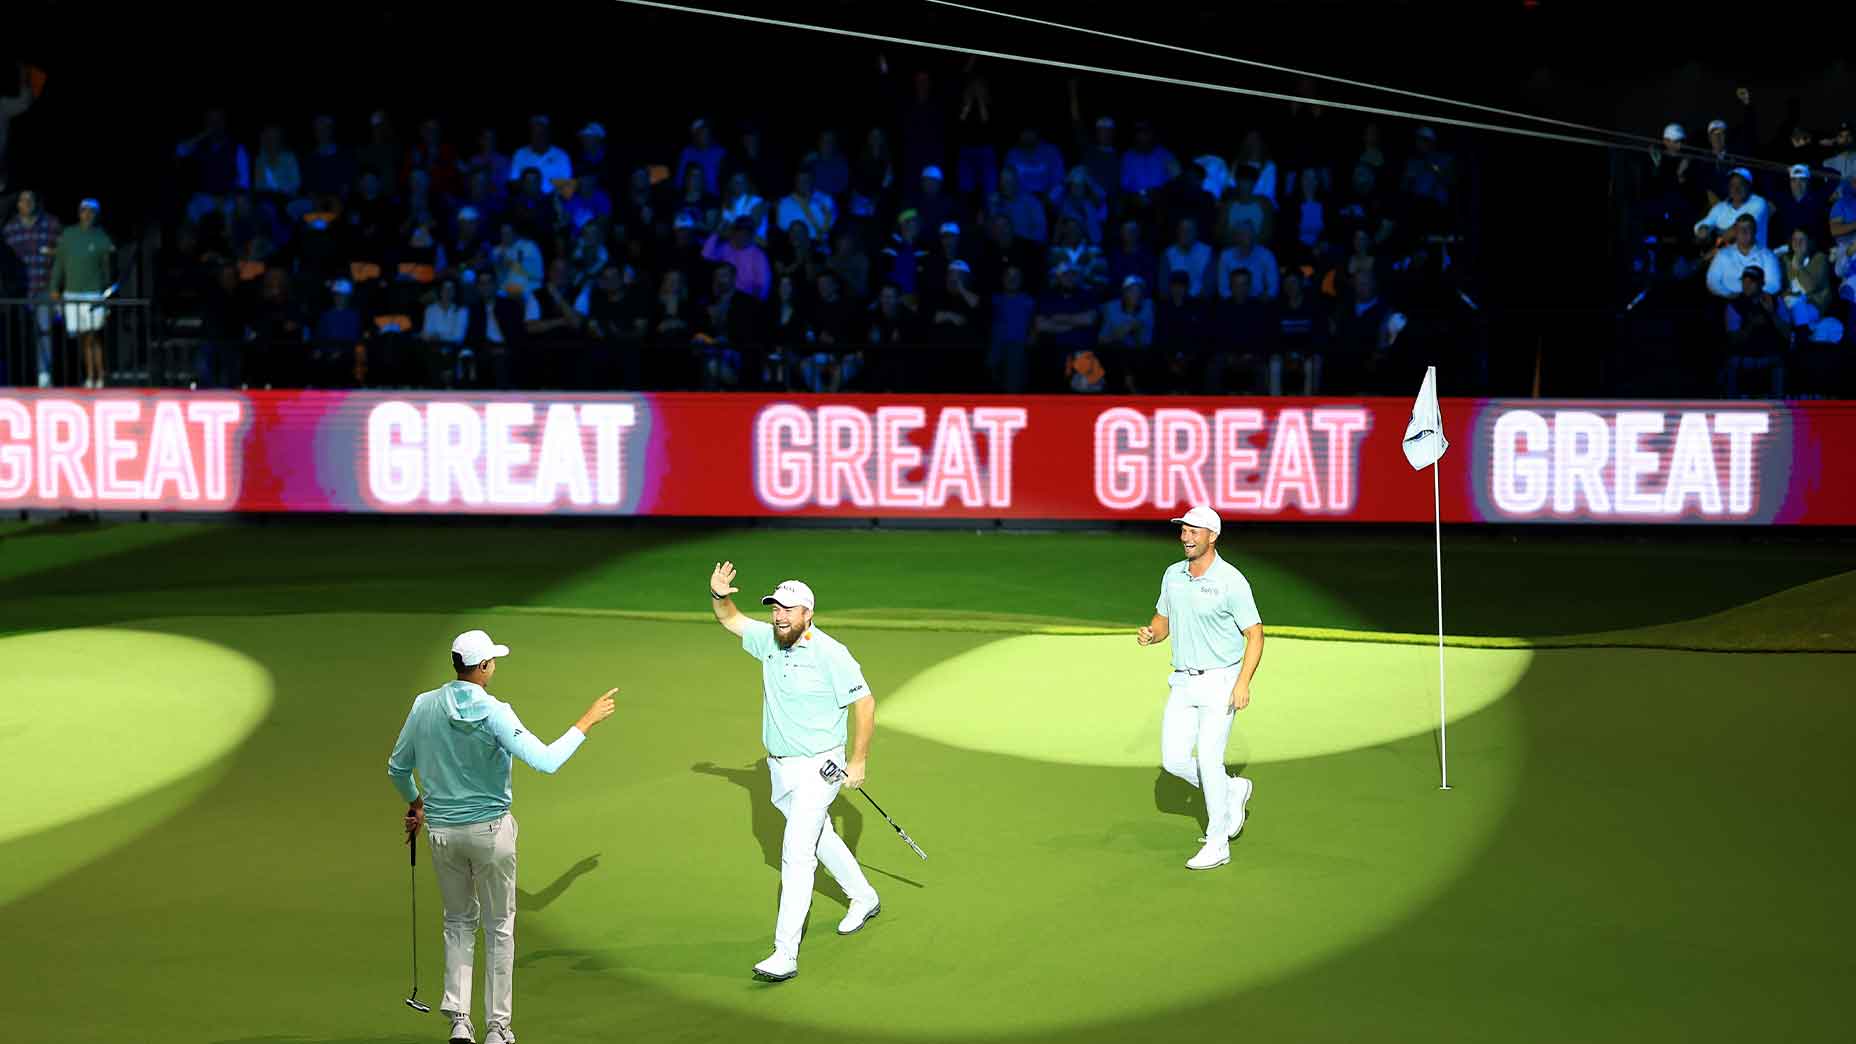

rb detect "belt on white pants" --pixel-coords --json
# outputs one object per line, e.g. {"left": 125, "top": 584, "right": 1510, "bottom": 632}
{"left": 1173, "top": 664, "right": 1238, "bottom": 677}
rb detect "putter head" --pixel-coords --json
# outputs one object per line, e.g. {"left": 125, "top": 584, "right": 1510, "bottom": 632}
{"left": 405, "top": 997, "right": 431, "bottom": 1014}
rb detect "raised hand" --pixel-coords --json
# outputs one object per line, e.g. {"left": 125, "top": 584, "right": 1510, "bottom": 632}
{"left": 711, "top": 561, "right": 740, "bottom": 599}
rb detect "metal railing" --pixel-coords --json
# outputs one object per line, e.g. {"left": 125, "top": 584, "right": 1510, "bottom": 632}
{"left": 1, "top": 297, "right": 159, "bottom": 387}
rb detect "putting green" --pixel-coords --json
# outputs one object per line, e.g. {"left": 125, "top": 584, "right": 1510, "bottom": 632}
{"left": 880, "top": 634, "right": 1532, "bottom": 767}
{"left": 4, "top": 520, "right": 1853, "bottom": 1043}
{"left": 0, "top": 627, "right": 272, "bottom": 903}
{"left": 478, "top": 614, "right": 1526, "bottom": 1035}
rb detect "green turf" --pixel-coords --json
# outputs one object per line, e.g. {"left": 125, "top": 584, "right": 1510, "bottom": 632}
{"left": 4, "top": 520, "right": 1854, "bottom": 1042}
{"left": 8, "top": 518, "right": 1856, "bottom": 637}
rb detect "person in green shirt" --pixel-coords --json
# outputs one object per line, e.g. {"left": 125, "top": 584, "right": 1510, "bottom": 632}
{"left": 50, "top": 198, "right": 114, "bottom": 388}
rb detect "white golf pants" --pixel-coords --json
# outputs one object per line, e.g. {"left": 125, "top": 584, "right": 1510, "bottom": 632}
{"left": 1160, "top": 666, "right": 1240, "bottom": 835}
{"left": 768, "top": 746, "right": 878, "bottom": 960}
{"left": 427, "top": 813, "right": 517, "bottom": 1034}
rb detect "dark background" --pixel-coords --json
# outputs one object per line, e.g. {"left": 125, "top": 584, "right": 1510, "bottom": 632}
{"left": 4, "top": 0, "right": 1848, "bottom": 390}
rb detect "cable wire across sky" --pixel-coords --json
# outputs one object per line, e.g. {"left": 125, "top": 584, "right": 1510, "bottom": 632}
{"left": 613, "top": 0, "right": 1813, "bottom": 179}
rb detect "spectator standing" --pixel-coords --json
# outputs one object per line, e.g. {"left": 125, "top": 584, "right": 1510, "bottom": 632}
{"left": 0, "top": 62, "right": 36, "bottom": 193}
{"left": 954, "top": 74, "right": 999, "bottom": 202}
{"left": 2, "top": 189, "right": 61, "bottom": 385}
{"left": 50, "top": 198, "right": 114, "bottom": 388}
{"left": 357, "top": 111, "right": 403, "bottom": 184}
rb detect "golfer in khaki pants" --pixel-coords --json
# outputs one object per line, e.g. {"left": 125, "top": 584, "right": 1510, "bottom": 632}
{"left": 389, "top": 629, "right": 618, "bottom": 1044}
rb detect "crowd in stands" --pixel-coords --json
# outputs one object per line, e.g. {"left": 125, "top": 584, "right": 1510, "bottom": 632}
{"left": 1623, "top": 89, "right": 1856, "bottom": 396}
{"left": 129, "top": 69, "right": 1472, "bottom": 395}
{"left": 5, "top": 68, "right": 1853, "bottom": 398}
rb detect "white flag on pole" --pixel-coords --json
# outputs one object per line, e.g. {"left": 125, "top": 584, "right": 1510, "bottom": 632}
{"left": 1402, "top": 366, "right": 1449, "bottom": 470}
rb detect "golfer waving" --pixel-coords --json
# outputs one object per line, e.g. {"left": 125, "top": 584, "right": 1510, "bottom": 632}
{"left": 709, "top": 561, "right": 882, "bottom": 983}
{"left": 388, "top": 629, "right": 618, "bottom": 1044}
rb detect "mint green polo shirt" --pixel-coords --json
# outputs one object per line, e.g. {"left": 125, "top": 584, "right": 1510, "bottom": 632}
{"left": 740, "top": 620, "right": 871, "bottom": 757}
{"left": 1155, "top": 553, "right": 1263, "bottom": 671}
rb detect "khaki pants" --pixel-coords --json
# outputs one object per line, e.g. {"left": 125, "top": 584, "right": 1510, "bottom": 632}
{"left": 427, "top": 813, "right": 518, "bottom": 1035}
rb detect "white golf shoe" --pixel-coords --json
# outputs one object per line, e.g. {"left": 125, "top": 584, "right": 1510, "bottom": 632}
{"left": 484, "top": 1024, "right": 514, "bottom": 1044}
{"left": 838, "top": 896, "right": 881, "bottom": 935}
{"left": 1226, "top": 776, "right": 1253, "bottom": 840}
{"left": 447, "top": 1014, "right": 475, "bottom": 1043}
{"left": 753, "top": 952, "right": 799, "bottom": 982}
{"left": 1186, "top": 838, "right": 1231, "bottom": 870}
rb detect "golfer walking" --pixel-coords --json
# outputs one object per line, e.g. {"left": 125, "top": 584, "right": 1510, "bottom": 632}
{"left": 708, "top": 561, "right": 881, "bottom": 982}
{"left": 388, "top": 629, "right": 618, "bottom": 1044}
{"left": 1136, "top": 507, "right": 1266, "bottom": 870}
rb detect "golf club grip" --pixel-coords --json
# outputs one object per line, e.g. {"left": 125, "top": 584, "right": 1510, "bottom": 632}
{"left": 410, "top": 837, "right": 417, "bottom": 866}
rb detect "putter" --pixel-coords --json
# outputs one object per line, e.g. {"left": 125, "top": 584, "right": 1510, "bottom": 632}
{"left": 822, "top": 760, "right": 927, "bottom": 860}
{"left": 405, "top": 838, "right": 431, "bottom": 1013}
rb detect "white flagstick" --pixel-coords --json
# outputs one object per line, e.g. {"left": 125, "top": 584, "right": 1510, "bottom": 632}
{"left": 1434, "top": 458, "right": 1449, "bottom": 790}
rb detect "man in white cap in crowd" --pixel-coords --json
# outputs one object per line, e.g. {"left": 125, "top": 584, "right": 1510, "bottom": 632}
{"left": 1695, "top": 166, "right": 1772, "bottom": 249}
{"left": 1136, "top": 506, "right": 1266, "bottom": 871}
{"left": 707, "top": 562, "right": 881, "bottom": 982}
{"left": 388, "top": 630, "right": 619, "bottom": 1044}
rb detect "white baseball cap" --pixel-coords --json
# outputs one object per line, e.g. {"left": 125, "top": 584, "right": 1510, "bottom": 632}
{"left": 1729, "top": 166, "right": 1753, "bottom": 182}
{"left": 1663, "top": 123, "right": 1686, "bottom": 141}
{"left": 452, "top": 629, "right": 510, "bottom": 666}
{"left": 1169, "top": 505, "right": 1222, "bottom": 535}
{"left": 1791, "top": 164, "right": 1812, "bottom": 180}
{"left": 761, "top": 579, "right": 816, "bottom": 611}
{"left": 1708, "top": 119, "right": 1728, "bottom": 132}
